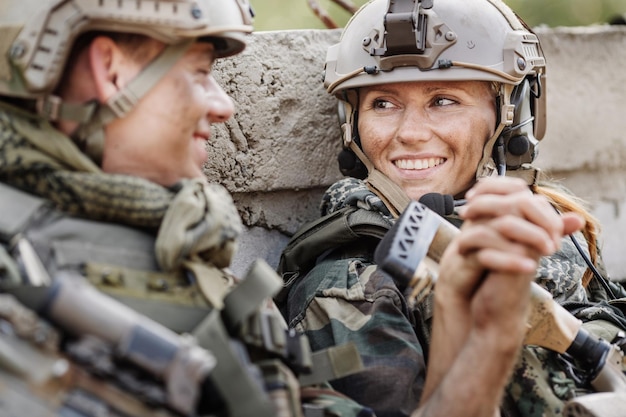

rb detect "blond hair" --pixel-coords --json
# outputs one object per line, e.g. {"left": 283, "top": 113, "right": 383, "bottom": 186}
{"left": 532, "top": 181, "right": 600, "bottom": 288}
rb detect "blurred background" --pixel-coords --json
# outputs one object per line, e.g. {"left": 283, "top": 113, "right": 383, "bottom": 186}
{"left": 249, "top": 0, "right": 626, "bottom": 31}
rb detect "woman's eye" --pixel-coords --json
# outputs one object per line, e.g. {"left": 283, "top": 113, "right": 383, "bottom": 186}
{"left": 434, "top": 97, "right": 455, "bottom": 106}
{"left": 372, "top": 99, "right": 395, "bottom": 109}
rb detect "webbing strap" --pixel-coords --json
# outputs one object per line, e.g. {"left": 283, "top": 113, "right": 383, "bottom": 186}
{"left": 184, "top": 261, "right": 231, "bottom": 310}
{"left": 0, "top": 246, "right": 21, "bottom": 285}
{"left": 223, "top": 259, "right": 283, "bottom": 329}
{"left": 348, "top": 141, "right": 411, "bottom": 218}
{"left": 223, "top": 260, "right": 316, "bottom": 373}
{"left": 192, "top": 310, "right": 275, "bottom": 417}
{"left": 366, "top": 169, "right": 411, "bottom": 218}
{"left": 35, "top": 96, "right": 97, "bottom": 124}
{"left": 299, "top": 342, "right": 364, "bottom": 387}
{"left": 257, "top": 360, "right": 304, "bottom": 417}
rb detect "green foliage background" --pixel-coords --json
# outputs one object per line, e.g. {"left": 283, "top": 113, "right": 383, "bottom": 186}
{"left": 249, "top": 0, "right": 626, "bottom": 31}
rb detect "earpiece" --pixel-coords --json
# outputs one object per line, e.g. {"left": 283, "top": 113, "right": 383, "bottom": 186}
{"left": 498, "top": 78, "right": 539, "bottom": 170}
{"left": 507, "top": 134, "right": 531, "bottom": 157}
{"left": 338, "top": 148, "right": 368, "bottom": 178}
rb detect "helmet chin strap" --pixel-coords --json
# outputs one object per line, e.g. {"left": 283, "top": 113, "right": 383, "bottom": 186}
{"left": 36, "top": 40, "right": 193, "bottom": 165}
{"left": 341, "top": 119, "right": 410, "bottom": 218}
{"left": 476, "top": 83, "right": 514, "bottom": 180}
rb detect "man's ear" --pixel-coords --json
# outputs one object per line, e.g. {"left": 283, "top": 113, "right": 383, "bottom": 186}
{"left": 87, "top": 36, "right": 126, "bottom": 103}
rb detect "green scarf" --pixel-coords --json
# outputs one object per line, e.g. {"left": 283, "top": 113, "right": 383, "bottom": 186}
{"left": 0, "top": 102, "right": 242, "bottom": 271}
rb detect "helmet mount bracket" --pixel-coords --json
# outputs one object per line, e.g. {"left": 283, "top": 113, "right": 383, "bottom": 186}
{"left": 369, "top": 0, "right": 456, "bottom": 70}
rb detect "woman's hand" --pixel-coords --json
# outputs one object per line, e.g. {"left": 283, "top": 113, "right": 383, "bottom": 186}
{"left": 419, "top": 177, "right": 585, "bottom": 417}
{"left": 441, "top": 177, "right": 584, "bottom": 303}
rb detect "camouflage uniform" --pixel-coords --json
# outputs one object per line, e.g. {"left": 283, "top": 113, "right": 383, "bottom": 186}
{"left": 278, "top": 177, "right": 626, "bottom": 417}
{"left": 0, "top": 102, "right": 374, "bottom": 417}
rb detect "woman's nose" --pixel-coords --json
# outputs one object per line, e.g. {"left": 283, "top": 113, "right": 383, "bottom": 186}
{"left": 396, "top": 110, "right": 433, "bottom": 144}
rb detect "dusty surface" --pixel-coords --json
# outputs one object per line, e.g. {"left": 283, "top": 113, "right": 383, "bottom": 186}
{"left": 207, "top": 27, "right": 626, "bottom": 280}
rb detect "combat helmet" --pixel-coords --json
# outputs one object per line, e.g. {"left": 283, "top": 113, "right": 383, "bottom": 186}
{"left": 0, "top": 0, "right": 253, "bottom": 162}
{"left": 325, "top": 0, "right": 547, "bottom": 184}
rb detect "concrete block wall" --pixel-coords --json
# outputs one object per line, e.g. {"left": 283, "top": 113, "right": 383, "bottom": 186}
{"left": 208, "top": 27, "right": 626, "bottom": 281}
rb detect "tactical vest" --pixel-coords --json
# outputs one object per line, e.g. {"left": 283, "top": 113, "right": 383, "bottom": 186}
{"left": 277, "top": 205, "right": 391, "bottom": 302}
{"left": 0, "top": 182, "right": 369, "bottom": 417}
{"left": 276, "top": 204, "right": 436, "bottom": 348}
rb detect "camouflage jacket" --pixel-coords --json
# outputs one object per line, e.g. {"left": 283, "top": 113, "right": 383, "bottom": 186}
{"left": 278, "top": 177, "right": 626, "bottom": 417}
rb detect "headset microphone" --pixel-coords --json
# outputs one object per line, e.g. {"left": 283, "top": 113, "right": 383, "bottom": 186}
{"left": 418, "top": 193, "right": 466, "bottom": 216}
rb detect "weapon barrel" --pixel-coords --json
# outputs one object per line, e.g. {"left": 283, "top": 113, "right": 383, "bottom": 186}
{"left": 11, "top": 274, "right": 216, "bottom": 415}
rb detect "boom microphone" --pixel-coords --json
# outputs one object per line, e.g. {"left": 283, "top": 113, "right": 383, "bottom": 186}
{"left": 419, "top": 193, "right": 466, "bottom": 216}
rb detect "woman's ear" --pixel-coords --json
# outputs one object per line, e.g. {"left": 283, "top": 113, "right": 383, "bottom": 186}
{"left": 87, "top": 36, "right": 125, "bottom": 103}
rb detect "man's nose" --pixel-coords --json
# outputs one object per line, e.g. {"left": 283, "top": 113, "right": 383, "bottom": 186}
{"left": 206, "top": 76, "right": 235, "bottom": 122}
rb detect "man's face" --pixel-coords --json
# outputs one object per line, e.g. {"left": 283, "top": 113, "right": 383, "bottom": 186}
{"left": 357, "top": 80, "right": 496, "bottom": 200}
{"left": 102, "top": 41, "right": 234, "bottom": 187}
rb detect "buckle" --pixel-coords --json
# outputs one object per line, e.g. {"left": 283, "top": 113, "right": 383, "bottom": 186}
{"left": 241, "top": 310, "right": 313, "bottom": 374}
{"left": 36, "top": 96, "right": 62, "bottom": 121}
{"left": 106, "top": 88, "right": 138, "bottom": 118}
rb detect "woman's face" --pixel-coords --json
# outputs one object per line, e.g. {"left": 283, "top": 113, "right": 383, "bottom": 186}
{"left": 358, "top": 80, "right": 497, "bottom": 200}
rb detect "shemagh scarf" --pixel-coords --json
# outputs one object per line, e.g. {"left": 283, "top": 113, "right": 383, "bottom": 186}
{"left": 0, "top": 102, "right": 242, "bottom": 272}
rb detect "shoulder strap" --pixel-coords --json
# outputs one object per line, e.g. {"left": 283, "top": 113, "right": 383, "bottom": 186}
{"left": 276, "top": 206, "right": 392, "bottom": 303}
{"left": 0, "top": 183, "right": 48, "bottom": 243}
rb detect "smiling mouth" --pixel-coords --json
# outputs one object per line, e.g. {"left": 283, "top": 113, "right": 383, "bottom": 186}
{"left": 193, "top": 130, "right": 210, "bottom": 141}
{"left": 394, "top": 157, "right": 445, "bottom": 170}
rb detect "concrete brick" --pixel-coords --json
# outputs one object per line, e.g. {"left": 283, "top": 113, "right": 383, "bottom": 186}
{"left": 208, "top": 27, "right": 626, "bottom": 281}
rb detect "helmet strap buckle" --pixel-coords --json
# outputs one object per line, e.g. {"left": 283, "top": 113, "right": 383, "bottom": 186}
{"left": 36, "top": 95, "right": 62, "bottom": 121}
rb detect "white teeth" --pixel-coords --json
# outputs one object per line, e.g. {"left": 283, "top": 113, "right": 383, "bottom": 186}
{"left": 395, "top": 158, "right": 444, "bottom": 170}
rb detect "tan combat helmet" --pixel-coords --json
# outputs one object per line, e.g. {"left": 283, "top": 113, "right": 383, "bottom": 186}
{"left": 0, "top": 0, "right": 253, "bottom": 162}
{"left": 325, "top": 0, "right": 547, "bottom": 183}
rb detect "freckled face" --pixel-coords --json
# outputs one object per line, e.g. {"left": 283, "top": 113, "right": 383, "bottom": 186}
{"left": 102, "top": 42, "right": 235, "bottom": 187}
{"left": 357, "top": 80, "right": 497, "bottom": 200}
